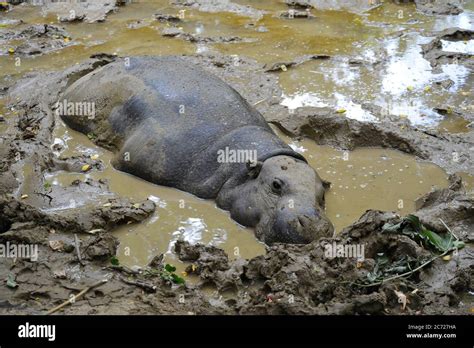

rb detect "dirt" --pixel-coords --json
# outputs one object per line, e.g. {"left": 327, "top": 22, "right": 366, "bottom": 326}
{"left": 263, "top": 54, "right": 331, "bottom": 72}
{"left": 0, "top": 0, "right": 472, "bottom": 316}
{"left": 421, "top": 28, "right": 474, "bottom": 70}
{"left": 169, "top": 0, "right": 265, "bottom": 19}
{"left": 173, "top": 174, "right": 473, "bottom": 315}
{"left": 413, "top": 0, "right": 464, "bottom": 16}
{"left": 46, "top": 0, "right": 129, "bottom": 24}
{"left": 0, "top": 24, "right": 73, "bottom": 56}
{"left": 285, "top": 0, "right": 383, "bottom": 13}
{"left": 160, "top": 28, "right": 249, "bottom": 44}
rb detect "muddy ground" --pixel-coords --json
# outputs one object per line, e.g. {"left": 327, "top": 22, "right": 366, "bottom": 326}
{"left": 0, "top": 0, "right": 472, "bottom": 315}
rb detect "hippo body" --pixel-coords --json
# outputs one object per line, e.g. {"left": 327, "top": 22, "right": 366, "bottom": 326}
{"left": 60, "top": 56, "right": 333, "bottom": 243}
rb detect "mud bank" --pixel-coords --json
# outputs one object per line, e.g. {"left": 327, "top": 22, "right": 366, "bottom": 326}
{"left": 410, "top": 0, "right": 464, "bottom": 16}
{"left": 422, "top": 28, "right": 474, "bottom": 70}
{"left": 171, "top": 173, "right": 472, "bottom": 315}
{"left": 0, "top": 49, "right": 472, "bottom": 315}
{"left": 0, "top": 24, "right": 73, "bottom": 57}
{"left": 170, "top": 0, "right": 265, "bottom": 19}
{"left": 287, "top": 0, "right": 464, "bottom": 15}
{"left": 266, "top": 104, "right": 474, "bottom": 176}
{"left": 5, "top": 0, "right": 129, "bottom": 23}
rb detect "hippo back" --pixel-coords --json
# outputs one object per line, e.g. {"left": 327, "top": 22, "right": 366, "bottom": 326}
{"left": 60, "top": 56, "right": 305, "bottom": 198}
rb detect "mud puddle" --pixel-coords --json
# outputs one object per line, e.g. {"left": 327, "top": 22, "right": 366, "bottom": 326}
{"left": 0, "top": 1, "right": 195, "bottom": 81}
{"left": 1, "top": 0, "right": 473, "bottom": 316}
{"left": 2, "top": 1, "right": 472, "bottom": 133}
{"left": 274, "top": 5, "right": 473, "bottom": 131}
{"left": 2, "top": 1, "right": 469, "bottom": 268}
{"left": 273, "top": 128, "right": 449, "bottom": 232}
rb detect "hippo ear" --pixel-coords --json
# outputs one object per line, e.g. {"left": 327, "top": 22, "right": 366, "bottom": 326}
{"left": 246, "top": 160, "right": 263, "bottom": 179}
{"left": 322, "top": 179, "right": 331, "bottom": 191}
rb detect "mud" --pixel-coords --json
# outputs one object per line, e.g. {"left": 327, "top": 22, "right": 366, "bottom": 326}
{"left": 413, "top": 0, "right": 464, "bottom": 16}
{"left": 173, "top": 177, "right": 473, "bottom": 315}
{"left": 0, "top": 0, "right": 472, "bottom": 316}
{"left": 0, "top": 24, "right": 73, "bottom": 56}
{"left": 170, "top": 0, "right": 265, "bottom": 19}
{"left": 285, "top": 0, "right": 383, "bottom": 13}
{"left": 422, "top": 28, "right": 474, "bottom": 70}
{"left": 43, "top": 0, "right": 128, "bottom": 24}
{"left": 264, "top": 54, "right": 331, "bottom": 72}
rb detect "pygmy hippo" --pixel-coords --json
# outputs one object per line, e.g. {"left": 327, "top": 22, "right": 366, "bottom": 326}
{"left": 58, "top": 56, "right": 334, "bottom": 244}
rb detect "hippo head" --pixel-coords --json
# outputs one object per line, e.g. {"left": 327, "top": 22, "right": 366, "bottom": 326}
{"left": 217, "top": 155, "right": 334, "bottom": 244}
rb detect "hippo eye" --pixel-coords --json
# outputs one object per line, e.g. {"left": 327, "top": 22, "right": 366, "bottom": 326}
{"left": 272, "top": 179, "right": 282, "bottom": 193}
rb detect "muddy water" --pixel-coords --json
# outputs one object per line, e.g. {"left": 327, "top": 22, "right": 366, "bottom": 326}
{"left": 2, "top": 1, "right": 472, "bottom": 130}
{"left": 0, "top": 1, "right": 469, "bottom": 268}
{"left": 273, "top": 128, "right": 449, "bottom": 232}
{"left": 459, "top": 172, "right": 474, "bottom": 192}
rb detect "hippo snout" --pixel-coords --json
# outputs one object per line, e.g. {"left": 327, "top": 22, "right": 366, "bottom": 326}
{"left": 268, "top": 208, "right": 334, "bottom": 244}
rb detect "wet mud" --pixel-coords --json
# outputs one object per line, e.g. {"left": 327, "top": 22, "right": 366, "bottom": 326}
{"left": 0, "top": 0, "right": 472, "bottom": 315}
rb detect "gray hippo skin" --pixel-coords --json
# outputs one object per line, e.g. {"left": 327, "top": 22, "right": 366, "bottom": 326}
{"left": 59, "top": 56, "right": 334, "bottom": 244}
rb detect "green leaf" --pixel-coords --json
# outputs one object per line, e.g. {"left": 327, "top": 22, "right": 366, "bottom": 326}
{"left": 164, "top": 264, "right": 176, "bottom": 273}
{"left": 110, "top": 256, "right": 120, "bottom": 266}
{"left": 382, "top": 214, "right": 464, "bottom": 253}
{"left": 405, "top": 214, "right": 422, "bottom": 231}
{"left": 419, "top": 228, "right": 464, "bottom": 253}
{"left": 171, "top": 273, "right": 185, "bottom": 284}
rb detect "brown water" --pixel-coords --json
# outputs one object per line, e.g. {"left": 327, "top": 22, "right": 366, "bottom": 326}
{"left": 1, "top": 0, "right": 469, "bottom": 269}
{"left": 2, "top": 2, "right": 472, "bottom": 131}
{"left": 274, "top": 128, "right": 449, "bottom": 233}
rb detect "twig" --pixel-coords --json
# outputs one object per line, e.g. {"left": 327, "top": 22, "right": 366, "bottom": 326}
{"left": 86, "top": 229, "right": 104, "bottom": 234}
{"left": 107, "top": 265, "right": 141, "bottom": 275}
{"left": 74, "top": 234, "right": 83, "bottom": 265}
{"left": 119, "top": 275, "right": 157, "bottom": 293}
{"left": 33, "top": 191, "right": 53, "bottom": 205}
{"left": 253, "top": 98, "right": 266, "bottom": 106}
{"left": 439, "top": 218, "right": 459, "bottom": 241}
{"left": 46, "top": 279, "right": 107, "bottom": 315}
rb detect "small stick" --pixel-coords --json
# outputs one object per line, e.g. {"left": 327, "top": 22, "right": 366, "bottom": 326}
{"left": 253, "top": 98, "right": 266, "bottom": 106}
{"left": 107, "top": 265, "right": 141, "bottom": 275}
{"left": 46, "top": 279, "right": 107, "bottom": 315}
{"left": 119, "top": 276, "right": 157, "bottom": 293}
{"left": 439, "top": 218, "right": 459, "bottom": 241}
{"left": 74, "top": 234, "right": 84, "bottom": 265}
